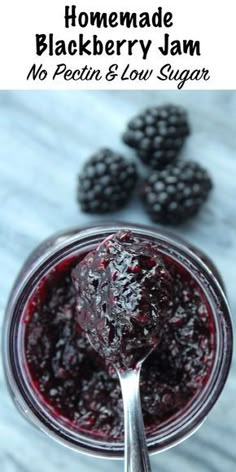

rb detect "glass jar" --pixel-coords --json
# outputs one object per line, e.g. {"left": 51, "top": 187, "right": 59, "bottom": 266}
{"left": 3, "top": 222, "right": 233, "bottom": 458}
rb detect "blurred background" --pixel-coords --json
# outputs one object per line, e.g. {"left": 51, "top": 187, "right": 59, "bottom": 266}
{"left": 0, "top": 90, "right": 235, "bottom": 471}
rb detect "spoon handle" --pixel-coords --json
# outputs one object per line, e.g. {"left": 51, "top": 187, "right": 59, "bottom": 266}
{"left": 118, "top": 366, "right": 152, "bottom": 472}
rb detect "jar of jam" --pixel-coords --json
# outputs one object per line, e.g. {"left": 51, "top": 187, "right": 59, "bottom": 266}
{"left": 3, "top": 223, "right": 233, "bottom": 458}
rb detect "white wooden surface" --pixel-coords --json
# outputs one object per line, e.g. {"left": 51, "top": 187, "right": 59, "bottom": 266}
{"left": 0, "top": 90, "right": 235, "bottom": 472}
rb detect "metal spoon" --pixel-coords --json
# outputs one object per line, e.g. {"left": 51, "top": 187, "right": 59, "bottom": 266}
{"left": 72, "top": 231, "right": 172, "bottom": 471}
{"left": 116, "top": 363, "right": 152, "bottom": 472}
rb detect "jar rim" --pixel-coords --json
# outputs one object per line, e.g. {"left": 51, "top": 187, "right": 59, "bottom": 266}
{"left": 3, "top": 222, "right": 233, "bottom": 458}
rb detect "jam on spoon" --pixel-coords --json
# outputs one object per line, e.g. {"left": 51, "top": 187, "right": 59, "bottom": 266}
{"left": 72, "top": 230, "right": 174, "bottom": 472}
{"left": 72, "top": 231, "right": 173, "bottom": 370}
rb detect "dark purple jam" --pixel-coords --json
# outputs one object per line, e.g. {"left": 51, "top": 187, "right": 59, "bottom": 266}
{"left": 24, "top": 243, "right": 215, "bottom": 441}
{"left": 72, "top": 231, "right": 173, "bottom": 369}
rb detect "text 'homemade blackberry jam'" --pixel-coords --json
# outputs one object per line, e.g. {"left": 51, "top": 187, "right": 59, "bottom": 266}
{"left": 3, "top": 223, "right": 233, "bottom": 458}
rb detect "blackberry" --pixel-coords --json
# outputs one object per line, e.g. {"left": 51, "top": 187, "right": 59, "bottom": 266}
{"left": 123, "top": 104, "right": 190, "bottom": 169}
{"left": 141, "top": 161, "right": 213, "bottom": 225}
{"left": 77, "top": 149, "right": 137, "bottom": 213}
